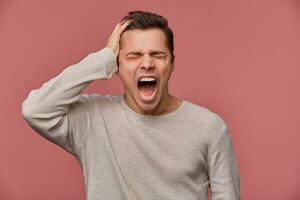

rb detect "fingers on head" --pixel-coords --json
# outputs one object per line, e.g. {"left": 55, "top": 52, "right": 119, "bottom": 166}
{"left": 111, "top": 19, "right": 133, "bottom": 38}
{"left": 120, "top": 19, "right": 134, "bottom": 30}
{"left": 113, "top": 19, "right": 129, "bottom": 31}
{"left": 116, "top": 20, "right": 132, "bottom": 36}
{"left": 120, "top": 18, "right": 133, "bottom": 25}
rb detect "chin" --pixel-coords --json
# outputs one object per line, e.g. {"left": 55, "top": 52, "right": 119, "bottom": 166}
{"left": 133, "top": 86, "right": 162, "bottom": 114}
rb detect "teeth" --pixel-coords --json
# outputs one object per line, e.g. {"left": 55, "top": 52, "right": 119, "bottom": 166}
{"left": 139, "top": 77, "right": 156, "bottom": 82}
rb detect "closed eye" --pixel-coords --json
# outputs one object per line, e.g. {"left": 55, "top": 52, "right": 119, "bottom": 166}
{"left": 127, "top": 55, "right": 141, "bottom": 59}
{"left": 154, "top": 55, "right": 165, "bottom": 58}
{"left": 151, "top": 52, "right": 166, "bottom": 59}
{"left": 126, "top": 52, "right": 166, "bottom": 59}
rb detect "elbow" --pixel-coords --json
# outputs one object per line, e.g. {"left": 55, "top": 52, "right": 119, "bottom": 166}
{"left": 21, "top": 99, "right": 35, "bottom": 121}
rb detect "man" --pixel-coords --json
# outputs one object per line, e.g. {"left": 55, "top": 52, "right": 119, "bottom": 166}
{"left": 22, "top": 10, "right": 240, "bottom": 200}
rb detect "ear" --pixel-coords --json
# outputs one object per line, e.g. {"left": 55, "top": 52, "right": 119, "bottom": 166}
{"left": 116, "top": 56, "right": 120, "bottom": 76}
{"left": 171, "top": 55, "right": 175, "bottom": 72}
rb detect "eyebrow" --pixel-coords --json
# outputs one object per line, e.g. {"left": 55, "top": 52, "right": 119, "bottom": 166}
{"left": 125, "top": 50, "right": 167, "bottom": 56}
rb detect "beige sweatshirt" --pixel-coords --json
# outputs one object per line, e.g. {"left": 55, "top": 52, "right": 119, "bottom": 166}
{"left": 21, "top": 47, "right": 240, "bottom": 200}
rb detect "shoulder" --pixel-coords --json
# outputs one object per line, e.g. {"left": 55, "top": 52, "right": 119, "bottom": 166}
{"left": 183, "top": 99, "right": 228, "bottom": 136}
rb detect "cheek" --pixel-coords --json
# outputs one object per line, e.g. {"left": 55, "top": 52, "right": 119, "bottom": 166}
{"left": 161, "top": 65, "right": 174, "bottom": 81}
{"left": 118, "top": 65, "right": 135, "bottom": 84}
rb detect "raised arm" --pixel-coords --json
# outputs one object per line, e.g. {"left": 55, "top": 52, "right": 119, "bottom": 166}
{"left": 21, "top": 20, "right": 132, "bottom": 155}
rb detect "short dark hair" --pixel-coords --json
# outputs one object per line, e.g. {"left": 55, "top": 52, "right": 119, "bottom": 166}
{"left": 120, "top": 10, "right": 175, "bottom": 64}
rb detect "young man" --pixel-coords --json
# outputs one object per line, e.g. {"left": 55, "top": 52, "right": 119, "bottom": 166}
{"left": 22, "top": 11, "right": 240, "bottom": 200}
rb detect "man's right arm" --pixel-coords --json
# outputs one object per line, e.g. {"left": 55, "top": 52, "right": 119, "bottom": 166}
{"left": 21, "top": 20, "right": 132, "bottom": 155}
{"left": 21, "top": 47, "right": 118, "bottom": 155}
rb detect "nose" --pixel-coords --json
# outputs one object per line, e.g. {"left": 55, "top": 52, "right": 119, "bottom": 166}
{"left": 140, "top": 54, "right": 154, "bottom": 70}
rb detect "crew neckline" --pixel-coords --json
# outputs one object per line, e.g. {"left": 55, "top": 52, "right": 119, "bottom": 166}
{"left": 119, "top": 93, "right": 187, "bottom": 120}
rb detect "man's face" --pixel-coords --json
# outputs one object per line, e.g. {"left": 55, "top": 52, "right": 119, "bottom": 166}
{"left": 117, "top": 28, "right": 174, "bottom": 113}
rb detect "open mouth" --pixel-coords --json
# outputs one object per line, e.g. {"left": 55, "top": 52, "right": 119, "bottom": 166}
{"left": 137, "top": 77, "right": 158, "bottom": 97}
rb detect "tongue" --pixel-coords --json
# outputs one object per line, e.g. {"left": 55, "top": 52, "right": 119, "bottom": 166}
{"left": 140, "top": 84, "right": 155, "bottom": 96}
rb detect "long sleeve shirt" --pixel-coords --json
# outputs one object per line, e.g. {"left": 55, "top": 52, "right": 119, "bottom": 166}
{"left": 21, "top": 47, "right": 240, "bottom": 200}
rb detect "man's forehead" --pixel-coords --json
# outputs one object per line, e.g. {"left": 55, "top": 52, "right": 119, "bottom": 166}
{"left": 120, "top": 29, "right": 166, "bottom": 46}
{"left": 120, "top": 29, "right": 169, "bottom": 54}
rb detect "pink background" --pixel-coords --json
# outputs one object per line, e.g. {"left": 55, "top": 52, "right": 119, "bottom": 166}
{"left": 1, "top": 0, "right": 300, "bottom": 199}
